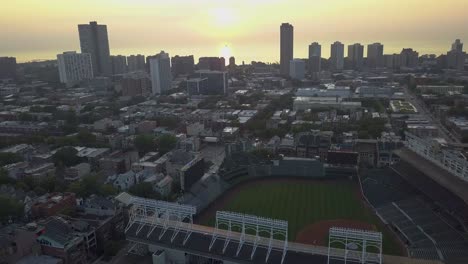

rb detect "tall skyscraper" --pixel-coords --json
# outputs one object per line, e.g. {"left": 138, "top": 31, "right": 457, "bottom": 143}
{"left": 308, "top": 42, "right": 321, "bottom": 73}
{"left": 149, "top": 51, "right": 172, "bottom": 95}
{"left": 452, "top": 39, "right": 463, "bottom": 52}
{"left": 57, "top": 51, "right": 93, "bottom": 86}
{"left": 171, "top": 55, "right": 195, "bottom": 76}
{"left": 229, "top": 57, "right": 236, "bottom": 67}
{"left": 111, "top": 55, "right": 127, "bottom": 75}
{"left": 330, "top": 41, "right": 345, "bottom": 71}
{"left": 127, "top": 54, "right": 146, "bottom": 72}
{"left": 280, "top": 23, "right": 294, "bottom": 76}
{"left": 367, "top": 43, "right": 384, "bottom": 69}
{"left": 78, "top": 21, "right": 112, "bottom": 76}
{"left": 447, "top": 39, "right": 465, "bottom": 71}
{"left": 347, "top": 43, "right": 364, "bottom": 70}
{"left": 0, "top": 57, "right": 17, "bottom": 80}
{"left": 400, "top": 48, "right": 419, "bottom": 68}
{"left": 289, "top": 59, "right": 305, "bottom": 80}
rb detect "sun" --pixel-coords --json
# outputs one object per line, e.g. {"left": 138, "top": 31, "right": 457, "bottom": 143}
{"left": 220, "top": 45, "right": 232, "bottom": 64}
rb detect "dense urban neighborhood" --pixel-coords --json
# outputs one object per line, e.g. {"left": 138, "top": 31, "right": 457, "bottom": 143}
{"left": 1, "top": 20, "right": 468, "bottom": 264}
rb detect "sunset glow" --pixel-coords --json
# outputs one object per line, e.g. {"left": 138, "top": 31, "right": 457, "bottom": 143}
{"left": 1, "top": 0, "right": 467, "bottom": 62}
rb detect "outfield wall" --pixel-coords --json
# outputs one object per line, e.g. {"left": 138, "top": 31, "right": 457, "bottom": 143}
{"left": 247, "top": 158, "right": 326, "bottom": 179}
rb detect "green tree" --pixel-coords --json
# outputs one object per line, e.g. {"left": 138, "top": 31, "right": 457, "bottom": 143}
{"left": 16, "top": 176, "right": 36, "bottom": 191}
{"left": 67, "top": 173, "right": 111, "bottom": 198}
{"left": 0, "top": 153, "right": 23, "bottom": 166}
{"left": 76, "top": 131, "right": 97, "bottom": 146}
{"left": 0, "top": 196, "right": 24, "bottom": 221}
{"left": 250, "top": 148, "right": 277, "bottom": 160}
{"left": 134, "top": 135, "right": 156, "bottom": 155}
{"left": 0, "top": 169, "right": 15, "bottom": 185}
{"left": 52, "top": 147, "right": 83, "bottom": 167}
{"left": 155, "top": 134, "right": 177, "bottom": 154}
{"left": 129, "top": 182, "right": 161, "bottom": 199}
{"left": 101, "top": 184, "right": 118, "bottom": 196}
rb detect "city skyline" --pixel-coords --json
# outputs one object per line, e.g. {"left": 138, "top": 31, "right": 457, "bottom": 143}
{"left": 2, "top": 0, "right": 468, "bottom": 63}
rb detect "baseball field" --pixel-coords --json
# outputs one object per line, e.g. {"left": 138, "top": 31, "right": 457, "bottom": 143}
{"left": 197, "top": 178, "right": 404, "bottom": 256}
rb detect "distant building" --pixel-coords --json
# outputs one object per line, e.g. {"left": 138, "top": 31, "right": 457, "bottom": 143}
{"left": 308, "top": 42, "right": 321, "bottom": 73}
{"left": 367, "top": 43, "right": 384, "bottom": 68}
{"left": 149, "top": 51, "right": 172, "bottom": 95}
{"left": 57, "top": 51, "right": 94, "bottom": 86}
{"left": 127, "top": 54, "right": 146, "bottom": 72}
{"left": 0, "top": 57, "right": 16, "bottom": 79}
{"left": 280, "top": 23, "right": 294, "bottom": 75}
{"left": 106, "top": 171, "right": 136, "bottom": 191}
{"left": 120, "top": 71, "right": 151, "bottom": 97}
{"left": 330, "top": 41, "right": 344, "bottom": 71}
{"left": 293, "top": 97, "right": 361, "bottom": 111}
{"left": 31, "top": 193, "right": 76, "bottom": 218}
{"left": 229, "top": 56, "right": 236, "bottom": 67}
{"left": 171, "top": 55, "right": 194, "bottom": 76}
{"left": 452, "top": 39, "right": 463, "bottom": 52}
{"left": 155, "top": 176, "right": 173, "bottom": 197}
{"left": 78, "top": 21, "right": 112, "bottom": 76}
{"left": 110, "top": 55, "right": 127, "bottom": 75}
{"left": 384, "top": 54, "right": 401, "bottom": 69}
{"left": 198, "top": 57, "right": 225, "bottom": 71}
{"left": 289, "top": 59, "right": 305, "bottom": 80}
{"left": 416, "top": 85, "right": 464, "bottom": 95}
{"left": 65, "top": 163, "right": 91, "bottom": 181}
{"left": 0, "top": 121, "right": 48, "bottom": 135}
{"left": 190, "top": 70, "right": 228, "bottom": 95}
{"left": 186, "top": 78, "right": 208, "bottom": 96}
{"left": 447, "top": 39, "right": 465, "bottom": 71}
{"left": 400, "top": 48, "right": 419, "bottom": 68}
{"left": 99, "top": 150, "right": 139, "bottom": 176}
{"left": 36, "top": 217, "right": 89, "bottom": 264}
{"left": 347, "top": 43, "right": 364, "bottom": 70}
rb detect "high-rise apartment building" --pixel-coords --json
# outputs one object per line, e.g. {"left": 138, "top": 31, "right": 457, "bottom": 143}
{"left": 330, "top": 41, "right": 345, "bottom": 71}
{"left": 452, "top": 39, "right": 463, "bottom": 52}
{"left": 400, "top": 48, "right": 419, "bottom": 68}
{"left": 127, "top": 55, "right": 146, "bottom": 72}
{"left": 78, "top": 21, "right": 112, "bottom": 76}
{"left": 384, "top": 54, "right": 401, "bottom": 69}
{"left": 289, "top": 59, "right": 305, "bottom": 80}
{"left": 198, "top": 57, "right": 225, "bottom": 71}
{"left": 347, "top": 43, "right": 364, "bottom": 70}
{"left": 0, "top": 57, "right": 16, "bottom": 80}
{"left": 447, "top": 39, "right": 465, "bottom": 71}
{"left": 57, "top": 51, "right": 94, "bottom": 86}
{"left": 308, "top": 42, "right": 321, "bottom": 73}
{"left": 149, "top": 51, "right": 172, "bottom": 95}
{"left": 111, "top": 55, "right": 127, "bottom": 75}
{"left": 229, "top": 57, "right": 236, "bottom": 67}
{"left": 367, "top": 43, "right": 384, "bottom": 69}
{"left": 280, "top": 23, "right": 294, "bottom": 76}
{"left": 171, "top": 55, "right": 195, "bottom": 76}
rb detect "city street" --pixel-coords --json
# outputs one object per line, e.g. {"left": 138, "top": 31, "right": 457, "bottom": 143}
{"left": 404, "top": 85, "right": 460, "bottom": 143}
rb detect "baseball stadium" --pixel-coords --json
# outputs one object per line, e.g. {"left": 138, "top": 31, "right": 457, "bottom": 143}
{"left": 119, "top": 133, "right": 468, "bottom": 264}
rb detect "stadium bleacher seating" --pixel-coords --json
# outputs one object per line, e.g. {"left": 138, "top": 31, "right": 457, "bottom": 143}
{"left": 362, "top": 167, "right": 468, "bottom": 263}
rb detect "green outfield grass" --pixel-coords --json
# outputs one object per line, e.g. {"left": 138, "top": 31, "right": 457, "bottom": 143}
{"left": 203, "top": 180, "right": 403, "bottom": 255}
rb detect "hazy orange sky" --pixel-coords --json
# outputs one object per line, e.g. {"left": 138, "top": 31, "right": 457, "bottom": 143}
{"left": 1, "top": 0, "right": 467, "bottom": 63}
